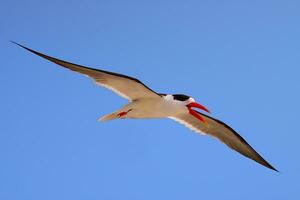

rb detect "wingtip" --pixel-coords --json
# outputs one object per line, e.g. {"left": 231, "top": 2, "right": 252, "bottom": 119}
{"left": 261, "top": 160, "right": 279, "bottom": 172}
{"left": 11, "top": 41, "right": 50, "bottom": 60}
{"left": 10, "top": 40, "right": 22, "bottom": 47}
{"left": 10, "top": 41, "right": 31, "bottom": 51}
{"left": 269, "top": 165, "right": 279, "bottom": 173}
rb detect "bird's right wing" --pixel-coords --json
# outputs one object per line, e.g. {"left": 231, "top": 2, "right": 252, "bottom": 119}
{"left": 14, "top": 42, "right": 161, "bottom": 101}
{"left": 169, "top": 112, "right": 277, "bottom": 171}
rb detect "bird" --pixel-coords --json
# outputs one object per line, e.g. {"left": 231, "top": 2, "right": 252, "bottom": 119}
{"left": 13, "top": 42, "right": 277, "bottom": 172}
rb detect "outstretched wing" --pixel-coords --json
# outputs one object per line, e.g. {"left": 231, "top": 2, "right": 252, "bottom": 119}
{"left": 14, "top": 42, "right": 160, "bottom": 101}
{"left": 170, "top": 112, "right": 277, "bottom": 171}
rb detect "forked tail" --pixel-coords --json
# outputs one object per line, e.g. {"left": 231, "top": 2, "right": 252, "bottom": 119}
{"left": 98, "top": 112, "right": 119, "bottom": 122}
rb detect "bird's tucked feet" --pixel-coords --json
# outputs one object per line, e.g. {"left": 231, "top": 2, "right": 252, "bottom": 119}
{"left": 117, "top": 109, "right": 132, "bottom": 119}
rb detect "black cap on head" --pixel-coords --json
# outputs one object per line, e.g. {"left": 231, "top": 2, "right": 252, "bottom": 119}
{"left": 172, "top": 94, "right": 190, "bottom": 101}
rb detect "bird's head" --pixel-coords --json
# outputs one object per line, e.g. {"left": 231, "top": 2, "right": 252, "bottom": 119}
{"left": 172, "top": 94, "right": 210, "bottom": 113}
{"left": 169, "top": 94, "right": 210, "bottom": 125}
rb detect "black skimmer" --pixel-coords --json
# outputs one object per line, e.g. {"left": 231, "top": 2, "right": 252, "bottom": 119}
{"left": 13, "top": 42, "right": 277, "bottom": 172}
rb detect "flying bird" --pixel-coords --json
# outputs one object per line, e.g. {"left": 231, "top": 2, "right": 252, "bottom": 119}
{"left": 13, "top": 42, "right": 277, "bottom": 171}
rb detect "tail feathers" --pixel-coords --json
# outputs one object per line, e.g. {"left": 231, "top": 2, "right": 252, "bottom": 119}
{"left": 98, "top": 112, "right": 119, "bottom": 122}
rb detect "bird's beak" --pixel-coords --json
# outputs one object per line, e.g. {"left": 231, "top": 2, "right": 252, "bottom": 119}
{"left": 187, "top": 102, "right": 210, "bottom": 126}
{"left": 187, "top": 102, "right": 210, "bottom": 113}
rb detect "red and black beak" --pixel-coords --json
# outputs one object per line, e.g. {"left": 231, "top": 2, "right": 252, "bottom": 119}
{"left": 187, "top": 102, "right": 210, "bottom": 125}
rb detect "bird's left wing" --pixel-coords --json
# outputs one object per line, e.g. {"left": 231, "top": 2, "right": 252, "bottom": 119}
{"left": 14, "top": 42, "right": 160, "bottom": 101}
{"left": 169, "top": 112, "right": 277, "bottom": 171}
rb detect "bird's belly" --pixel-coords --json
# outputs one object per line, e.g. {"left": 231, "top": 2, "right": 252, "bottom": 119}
{"left": 127, "top": 99, "right": 186, "bottom": 119}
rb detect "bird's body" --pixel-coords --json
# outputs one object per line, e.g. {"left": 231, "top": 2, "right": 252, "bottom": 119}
{"left": 101, "top": 95, "right": 191, "bottom": 121}
{"left": 14, "top": 42, "right": 277, "bottom": 172}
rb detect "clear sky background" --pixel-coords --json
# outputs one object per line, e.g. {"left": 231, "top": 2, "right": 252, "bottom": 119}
{"left": 1, "top": 1, "right": 300, "bottom": 199}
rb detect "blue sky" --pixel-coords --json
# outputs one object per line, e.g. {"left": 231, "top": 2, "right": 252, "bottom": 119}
{"left": 1, "top": 0, "right": 300, "bottom": 199}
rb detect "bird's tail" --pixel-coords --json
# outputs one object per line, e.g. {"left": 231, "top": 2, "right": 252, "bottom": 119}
{"left": 98, "top": 112, "right": 119, "bottom": 122}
